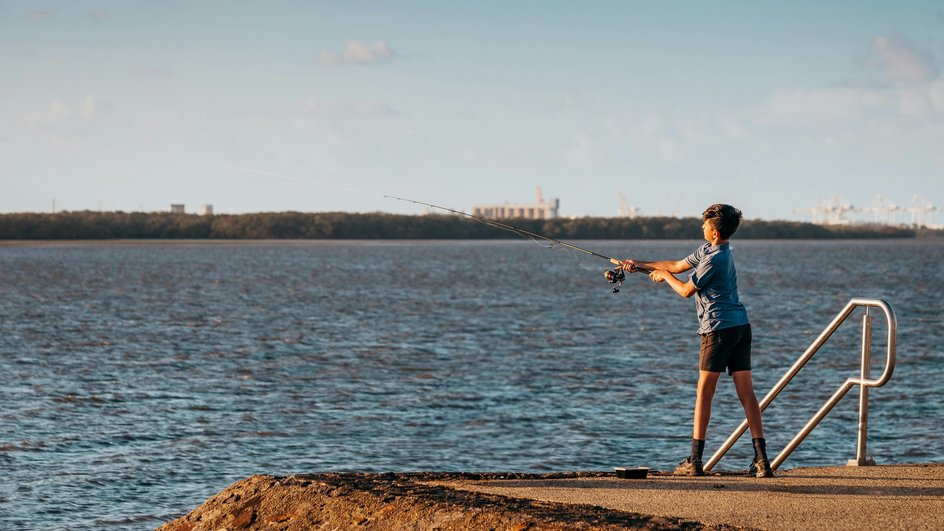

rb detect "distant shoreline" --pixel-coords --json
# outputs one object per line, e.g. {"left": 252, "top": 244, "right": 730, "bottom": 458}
{"left": 1, "top": 211, "right": 939, "bottom": 240}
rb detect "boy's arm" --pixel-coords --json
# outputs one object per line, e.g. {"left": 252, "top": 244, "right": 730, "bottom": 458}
{"left": 649, "top": 270, "right": 697, "bottom": 298}
{"left": 610, "top": 258, "right": 693, "bottom": 274}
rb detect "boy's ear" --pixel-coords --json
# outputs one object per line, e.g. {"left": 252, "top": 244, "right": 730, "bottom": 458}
{"left": 707, "top": 220, "right": 722, "bottom": 239}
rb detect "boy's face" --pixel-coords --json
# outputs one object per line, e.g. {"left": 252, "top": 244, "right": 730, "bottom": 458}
{"left": 702, "top": 219, "right": 719, "bottom": 242}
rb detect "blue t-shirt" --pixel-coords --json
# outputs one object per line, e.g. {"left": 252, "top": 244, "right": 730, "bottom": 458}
{"left": 685, "top": 242, "right": 749, "bottom": 334}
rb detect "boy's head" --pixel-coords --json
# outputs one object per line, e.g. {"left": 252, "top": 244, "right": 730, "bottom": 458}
{"left": 702, "top": 204, "right": 742, "bottom": 240}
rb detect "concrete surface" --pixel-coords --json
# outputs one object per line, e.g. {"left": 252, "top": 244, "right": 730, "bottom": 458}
{"left": 426, "top": 464, "right": 944, "bottom": 530}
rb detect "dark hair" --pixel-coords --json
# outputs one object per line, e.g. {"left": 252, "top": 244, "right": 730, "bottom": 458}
{"left": 702, "top": 204, "right": 742, "bottom": 239}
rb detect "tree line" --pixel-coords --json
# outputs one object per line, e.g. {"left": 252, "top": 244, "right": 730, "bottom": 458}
{"left": 0, "top": 211, "right": 928, "bottom": 240}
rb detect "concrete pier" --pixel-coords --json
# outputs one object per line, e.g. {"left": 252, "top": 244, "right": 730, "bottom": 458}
{"left": 159, "top": 464, "right": 943, "bottom": 530}
{"left": 428, "top": 464, "right": 944, "bottom": 530}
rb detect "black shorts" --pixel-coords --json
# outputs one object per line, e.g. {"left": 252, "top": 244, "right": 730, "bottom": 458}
{"left": 699, "top": 323, "right": 752, "bottom": 375}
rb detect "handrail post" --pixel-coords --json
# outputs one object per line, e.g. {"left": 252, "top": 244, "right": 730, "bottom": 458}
{"left": 848, "top": 308, "right": 876, "bottom": 466}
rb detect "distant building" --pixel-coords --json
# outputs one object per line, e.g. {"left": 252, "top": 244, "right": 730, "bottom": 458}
{"left": 472, "top": 188, "right": 560, "bottom": 220}
{"left": 200, "top": 204, "right": 214, "bottom": 216}
{"left": 170, "top": 204, "right": 185, "bottom": 214}
{"left": 617, "top": 190, "right": 642, "bottom": 218}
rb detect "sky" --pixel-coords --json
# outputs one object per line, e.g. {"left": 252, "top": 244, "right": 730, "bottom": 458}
{"left": 2, "top": 1, "right": 943, "bottom": 222}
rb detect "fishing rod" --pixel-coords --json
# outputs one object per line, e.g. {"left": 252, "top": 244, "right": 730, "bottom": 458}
{"left": 384, "top": 194, "right": 648, "bottom": 293}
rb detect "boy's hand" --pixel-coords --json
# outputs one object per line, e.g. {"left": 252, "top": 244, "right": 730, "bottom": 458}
{"left": 610, "top": 258, "right": 639, "bottom": 272}
{"left": 649, "top": 270, "right": 669, "bottom": 283}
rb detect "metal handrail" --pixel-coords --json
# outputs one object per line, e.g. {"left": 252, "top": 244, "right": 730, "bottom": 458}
{"left": 704, "top": 298, "right": 897, "bottom": 471}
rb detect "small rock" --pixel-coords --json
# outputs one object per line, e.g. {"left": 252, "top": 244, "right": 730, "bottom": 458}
{"left": 270, "top": 511, "right": 295, "bottom": 523}
{"left": 231, "top": 507, "right": 256, "bottom": 528}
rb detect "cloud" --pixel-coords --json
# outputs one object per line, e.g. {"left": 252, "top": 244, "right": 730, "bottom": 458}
{"left": 133, "top": 67, "right": 176, "bottom": 78}
{"left": 23, "top": 96, "right": 102, "bottom": 128}
{"left": 295, "top": 97, "right": 399, "bottom": 123}
{"left": 895, "top": 78, "right": 944, "bottom": 118}
{"left": 767, "top": 86, "right": 887, "bottom": 119}
{"left": 658, "top": 138, "right": 681, "bottom": 161}
{"left": 603, "top": 112, "right": 749, "bottom": 163}
{"left": 316, "top": 40, "right": 396, "bottom": 66}
{"left": 868, "top": 33, "right": 937, "bottom": 84}
{"left": 26, "top": 9, "right": 55, "bottom": 20}
{"left": 79, "top": 95, "right": 96, "bottom": 118}
{"left": 763, "top": 34, "right": 944, "bottom": 124}
{"left": 929, "top": 78, "right": 944, "bottom": 110}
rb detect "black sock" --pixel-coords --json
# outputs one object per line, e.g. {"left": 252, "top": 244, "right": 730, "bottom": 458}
{"left": 752, "top": 437, "right": 768, "bottom": 461}
{"left": 691, "top": 438, "right": 706, "bottom": 462}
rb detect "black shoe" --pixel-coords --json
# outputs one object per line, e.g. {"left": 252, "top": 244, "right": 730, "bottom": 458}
{"left": 673, "top": 457, "right": 705, "bottom": 476}
{"left": 749, "top": 458, "right": 774, "bottom": 478}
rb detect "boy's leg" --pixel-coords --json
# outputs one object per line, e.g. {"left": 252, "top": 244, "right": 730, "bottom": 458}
{"left": 732, "top": 370, "right": 774, "bottom": 477}
{"left": 675, "top": 370, "right": 720, "bottom": 476}
{"left": 731, "top": 370, "right": 763, "bottom": 438}
{"left": 694, "top": 370, "right": 721, "bottom": 440}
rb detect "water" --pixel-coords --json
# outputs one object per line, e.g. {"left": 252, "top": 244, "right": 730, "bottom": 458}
{"left": 1, "top": 239, "right": 942, "bottom": 529}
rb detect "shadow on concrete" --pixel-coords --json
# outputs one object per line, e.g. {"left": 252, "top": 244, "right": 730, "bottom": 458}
{"left": 468, "top": 477, "right": 944, "bottom": 498}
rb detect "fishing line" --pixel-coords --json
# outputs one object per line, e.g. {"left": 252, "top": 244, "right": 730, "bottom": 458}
{"left": 383, "top": 195, "right": 647, "bottom": 293}
{"left": 385, "top": 195, "right": 616, "bottom": 261}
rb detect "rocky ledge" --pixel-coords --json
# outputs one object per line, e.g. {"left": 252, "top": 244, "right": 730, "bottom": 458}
{"left": 158, "top": 472, "right": 735, "bottom": 530}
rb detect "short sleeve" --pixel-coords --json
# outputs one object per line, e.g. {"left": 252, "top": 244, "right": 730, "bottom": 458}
{"left": 689, "top": 259, "right": 715, "bottom": 289}
{"left": 684, "top": 244, "right": 706, "bottom": 268}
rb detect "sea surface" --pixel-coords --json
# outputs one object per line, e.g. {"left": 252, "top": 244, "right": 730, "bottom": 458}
{"left": 1, "top": 239, "right": 942, "bottom": 530}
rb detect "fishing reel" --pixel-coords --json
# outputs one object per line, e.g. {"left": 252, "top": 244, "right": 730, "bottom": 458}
{"left": 603, "top": 268, "right": 626, "bottom": 293}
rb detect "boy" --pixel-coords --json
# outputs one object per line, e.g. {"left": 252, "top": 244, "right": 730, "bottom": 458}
{"left": 612, "top": 204, "right": 773, "bottom": 478}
